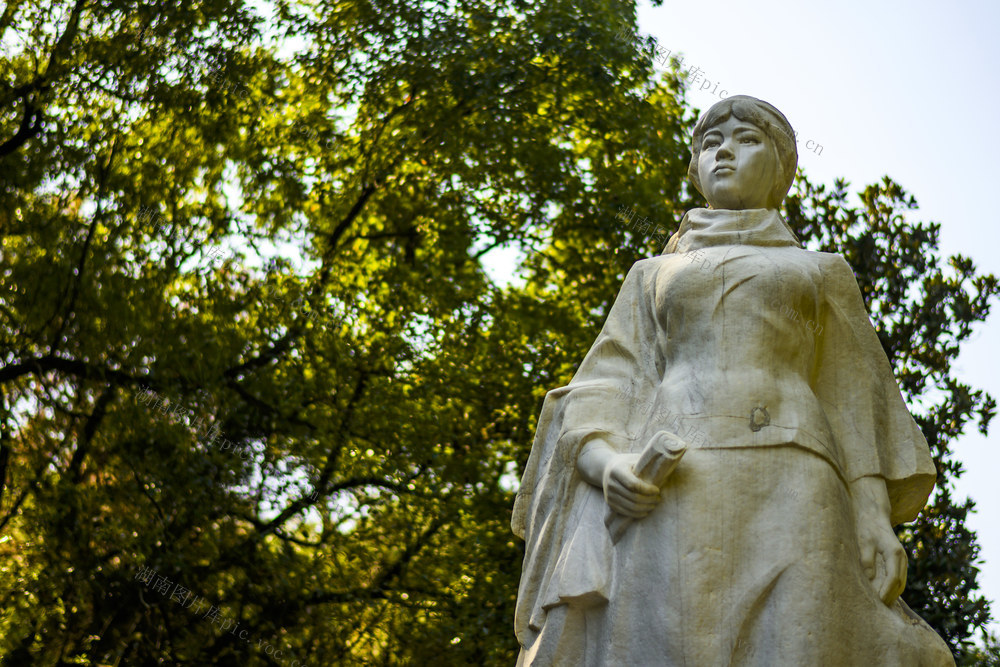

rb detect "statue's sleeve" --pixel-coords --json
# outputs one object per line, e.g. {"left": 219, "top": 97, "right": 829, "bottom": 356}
{"left": 511, "top": 260, "right": 663, "bottom": 645}
{"left": 815, "top": 254, "right": 937, "bottom": 525}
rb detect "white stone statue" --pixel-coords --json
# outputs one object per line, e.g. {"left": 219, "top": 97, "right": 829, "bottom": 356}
{"left": 511, "top": 95, "right": 956, "bottom": 666}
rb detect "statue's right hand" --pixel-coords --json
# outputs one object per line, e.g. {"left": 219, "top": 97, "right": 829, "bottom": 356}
{"left": 602, "top": 454, "right": 661, "bottom": 519}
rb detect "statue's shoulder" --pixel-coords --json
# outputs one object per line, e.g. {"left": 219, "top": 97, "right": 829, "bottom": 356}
{"left": 620, "top": 255, "right": 664, "bottom": 278}
{"left": 810, "top": 250, "right": 856, "bottom": 277}
{"left": 636, "top": 252, "right": 691, "bottom": 269}
{"left": 599, "top": 257, "right": 667, "bottom": 299}
{"left": 633, "top": 255, "right": 668, "bottom": 269}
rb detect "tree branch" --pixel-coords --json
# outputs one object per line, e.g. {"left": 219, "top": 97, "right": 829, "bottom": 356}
{"left": 0, "top": 432, "right": 9, "bottom": 511}
{"left": 306, "top": 517, "right": 446, "bottom": 607}
{"left": 0, "top": 98, "right": 42, "bottom": 158}
{"left": 0, "top": 0, "right": 86, "bottom": 158}
{"left": 223, "top": 330, "right": 296, "bottom": 380}
{"left": 68, "top": 386, "right": 118, "bottom": 482}
{"left": 0, "top": 354, "right": 151, "bottom": 388}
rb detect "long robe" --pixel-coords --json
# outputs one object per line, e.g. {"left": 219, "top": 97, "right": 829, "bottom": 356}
{"left": 511, "top": 208, "right": 955, "bottom": 666}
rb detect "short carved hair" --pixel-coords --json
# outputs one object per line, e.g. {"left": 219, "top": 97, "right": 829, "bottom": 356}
{"left": 688, "top": 95, "right": 798, "bottom": 209}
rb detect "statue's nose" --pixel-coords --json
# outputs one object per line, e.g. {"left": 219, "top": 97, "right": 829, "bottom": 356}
{"left": 716, "top": 140, "right": 735, "bottom": 160}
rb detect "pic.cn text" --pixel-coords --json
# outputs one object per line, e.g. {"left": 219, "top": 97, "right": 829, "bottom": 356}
{"left": 613, "top": 24, "right": 824, "bottom": 156}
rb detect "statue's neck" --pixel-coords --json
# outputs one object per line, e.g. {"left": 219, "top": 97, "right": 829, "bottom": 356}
{"left": 664, "top": 208, "right": 800, "bottom": 253}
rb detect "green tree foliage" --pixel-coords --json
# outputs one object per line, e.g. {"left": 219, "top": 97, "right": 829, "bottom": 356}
{"left": 0, "top": 0, "right": 996, "bottom": 664}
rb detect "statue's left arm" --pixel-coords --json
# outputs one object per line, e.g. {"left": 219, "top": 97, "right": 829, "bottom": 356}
{"left": 816, "top": 254, "right": 938, "bottom": 605}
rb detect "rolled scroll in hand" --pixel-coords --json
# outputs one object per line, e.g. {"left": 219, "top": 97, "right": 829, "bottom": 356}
{"left": 604, "top": 430, "right": 688, "bottom": 544}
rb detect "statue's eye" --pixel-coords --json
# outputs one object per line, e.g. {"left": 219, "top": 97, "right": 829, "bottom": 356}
{"left": 703, "top": 138, "right": 720, "bottom": 149}
{"left": 739, "top": 134, "right": 760, "bottom": 144}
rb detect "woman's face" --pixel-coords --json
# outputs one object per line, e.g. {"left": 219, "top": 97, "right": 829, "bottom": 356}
{"left": 697, "top": 116, "right": 779, "bottom": 210}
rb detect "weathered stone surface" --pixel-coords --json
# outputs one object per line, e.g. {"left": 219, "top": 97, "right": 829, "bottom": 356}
{"left": 512, "top": 96, "right": 955, "bottom": 666}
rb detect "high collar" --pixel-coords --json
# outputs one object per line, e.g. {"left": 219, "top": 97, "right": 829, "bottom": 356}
{"left": 663, "top": 208, "right": 801, "bottom": 254}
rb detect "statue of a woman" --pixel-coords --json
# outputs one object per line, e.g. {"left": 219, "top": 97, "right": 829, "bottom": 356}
{"left": 512, "top": 96, "right": 955, "bottom": 666}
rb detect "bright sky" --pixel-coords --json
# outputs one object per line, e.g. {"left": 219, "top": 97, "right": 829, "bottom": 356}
{"left": 633, "top": 0, "right": 1000, "bottom": 635}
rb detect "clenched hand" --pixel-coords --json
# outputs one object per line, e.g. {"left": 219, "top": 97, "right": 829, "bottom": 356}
{"left": 851, "top": 476, "right": 906, "bottom": 606}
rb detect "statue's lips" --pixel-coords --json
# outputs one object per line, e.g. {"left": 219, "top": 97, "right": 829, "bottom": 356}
{"left": 713, "top": 164, "right": 735, "bottom": 174}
